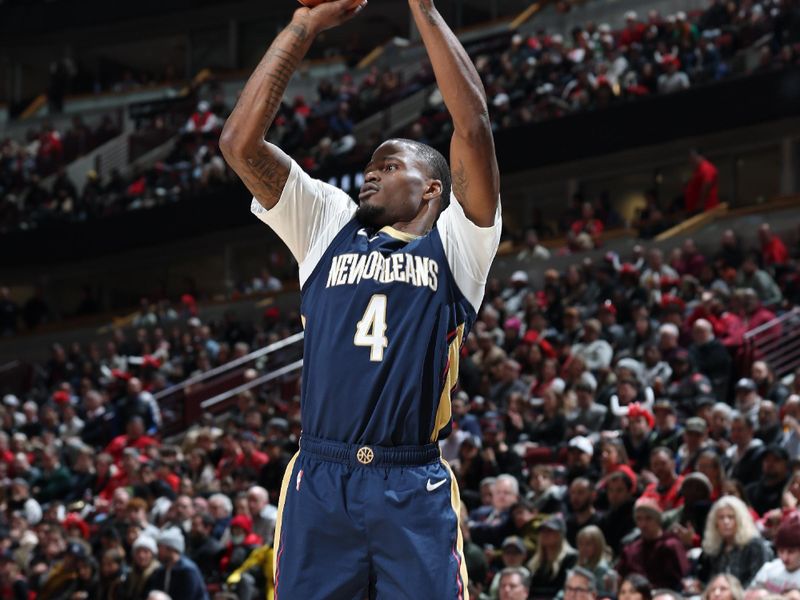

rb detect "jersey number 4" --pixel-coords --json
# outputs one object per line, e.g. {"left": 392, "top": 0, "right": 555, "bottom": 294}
{"left": 354, "top": 294, "right": 388, "bottom": 362}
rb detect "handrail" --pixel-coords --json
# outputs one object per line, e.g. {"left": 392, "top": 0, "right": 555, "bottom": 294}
{"left": 744, "top": 307, "right": 800, "bottom": 340}
{"left": 154, "top": 331, "right": 304, "bottom": 400}
{"left": 654, "top": 203, "right": 729, "bottom": 242}
{"left": 200, "top": 359, "right": 304, "bottom": 410}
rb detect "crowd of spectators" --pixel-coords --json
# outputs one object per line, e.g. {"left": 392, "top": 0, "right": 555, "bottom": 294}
{"left": 406, "top": 0, "right": 800, "bottom": 144}
{"left": 2, "top": 217, "right": 800, "bottom": 599}
{"left": 6, "top": 0, "right": 800, "bottom": 235}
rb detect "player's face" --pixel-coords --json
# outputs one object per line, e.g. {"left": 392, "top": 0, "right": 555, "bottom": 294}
{"left": 357, "top": 140, "right": 436, "bottom": 228}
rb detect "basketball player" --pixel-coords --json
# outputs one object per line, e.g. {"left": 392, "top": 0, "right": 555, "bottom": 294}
{"left": 220, "top": 0, "right": 500, "bottom": 597}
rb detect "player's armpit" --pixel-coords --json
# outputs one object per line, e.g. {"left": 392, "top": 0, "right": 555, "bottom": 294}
{"left": 229, "top": 142, "right": 292, "bottom": 211}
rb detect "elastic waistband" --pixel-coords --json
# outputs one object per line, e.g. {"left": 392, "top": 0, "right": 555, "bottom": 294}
{"left": 299, "top": 435, "right": 441, "bottom": 467}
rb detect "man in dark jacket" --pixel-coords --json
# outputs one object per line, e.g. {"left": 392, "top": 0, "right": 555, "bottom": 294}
{"left": 746, "top": 445, "right": 791, "bottom": 516}
{"left": 146, "top": 528, "right": 208, "bottom": 600}
{"left": 186, "top": 514, "right": 224, "bottom": 581}
{"left": 688, "top": 319, "right": 731, "bottom": 403}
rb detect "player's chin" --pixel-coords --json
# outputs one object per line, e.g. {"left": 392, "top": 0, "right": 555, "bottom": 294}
{"left": 355, "top": 202, "right": 387, "bottom": 228}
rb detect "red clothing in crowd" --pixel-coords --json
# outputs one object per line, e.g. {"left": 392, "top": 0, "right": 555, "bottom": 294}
{"left": 571, "top": 218, "right": 604, "bottom": 238}
{"left": 762, "top": 235, "right": 789, "bottom": 267}
{"left": 617, "top": 532, "right": 690, "bottom": 590}
{"left": 619, "top": 24, "right": 646, "bottom": 46}
{"left": 685, "top": 159, "right": 719, "bottom": 212}
{"left": 641, "top": 475, "right": 685, "bottom": 511}
{"left": 104, "top": 434, "right": 160, "bottom": 463}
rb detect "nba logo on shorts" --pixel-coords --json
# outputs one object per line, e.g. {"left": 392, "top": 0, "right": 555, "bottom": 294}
{"left": 296, "top": 469, "right": 304, "bottom": 492}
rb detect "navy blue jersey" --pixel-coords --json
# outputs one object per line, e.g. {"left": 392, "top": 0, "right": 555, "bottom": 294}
{"left": 252, "top": 160, "right": 501, "bottom": 446}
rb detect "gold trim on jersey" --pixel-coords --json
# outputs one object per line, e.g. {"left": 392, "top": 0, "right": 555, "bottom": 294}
{"left": 442, "top": 458, "right": 470, "bottom": 600}
{"left": 272, "top": 451, "right": 300, "bottom": 581}
{"left": 379, "top": 226, "right": 421, "bottom": 242}
{"left": 430, "top": 323, "right": 465, "bottom": 442}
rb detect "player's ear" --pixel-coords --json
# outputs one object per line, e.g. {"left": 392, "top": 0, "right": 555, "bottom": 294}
{"left": 422, "top": 179, "right": 442, "bottom": 203}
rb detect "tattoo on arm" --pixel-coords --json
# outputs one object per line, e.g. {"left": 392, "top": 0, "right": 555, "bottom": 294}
{"left": 452, "top": 158, "right": 469, "bottom": 200}
{"left": 243, "top": 149, "right": 290, "bottom": 201}
{"left": 418, "top": 0, "right": 438, "bottom": 25}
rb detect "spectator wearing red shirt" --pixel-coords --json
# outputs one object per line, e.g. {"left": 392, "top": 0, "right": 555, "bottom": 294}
{"left": 104, "top": 417, "right": 160, "bottom": 464}
{"left": 685, "top": 150, "right": 720, "bottom": 213}
{"left": 570, "top": 202, "right": 605, "bottom": 244}
{"left": 620, "top": 11, "right": 646, "bottom": 46}
{"left": 758, "top": 223, "right": 789, "bottom": 267}
{"left": 641, "top": 447, "right": 685, "bottom": 511}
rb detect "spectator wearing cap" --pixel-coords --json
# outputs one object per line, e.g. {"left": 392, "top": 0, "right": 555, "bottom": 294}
{"left": 649, "top": 400, "right": 683, "bottom": 454}
{"left": 121, "top": 534, "right": 160, "bottom": 600}
{"left": 488, "top": 536, "right": 531, "bottom": 599}
{"left": 641, "top": 447, "right": 685, "bottom": 511}
{"left": 220, "top": 514, "right": 263, "bottom": 584}
{"left": 527, "top": 515, "right": 578, "bottom": 599}
{"left": 571, "top": 320, "right": 613, "bottom": 372}
{"left": 565, "top": 478, "right": 601, "bottom": 547}
{"left": 617, "top": 498, "right": 690, "bottom": 591}
{"left": 503, "top": 317, "right": 523, "bottom": 355}
{"left": 566, "top": 435, "right": 599, "bottom": 483}
{"left": 37, "top": 540, "right": 89, "bottom": 599}
{"left": 697, "top": 495, "right": 773, "bottom": 587}
{"left": 598, "top": 301, "right": 625, "bottom": 350}
{"left": 146, "top": 528, "right": 208, "bottom": 600}
{"left": 666, "top": 349, "right": 713, "bottom": 416}
{"left": 677, "top": 417, "right": 711, "bottom": 474}
{"left": 599, "top": 470, "right": 638, "bottom": 555}
{"left": 726, "top": 412, "right": 765, "bottom": 487}
{"left": 750, "top": 515, "right": 800, "bottom": 593}
{"left": 622, "top": 402, "right": 655, "bottom": 472}
{"left": 746, "top": 445, "right": 791, "bottom": 516}
{"left": 503, "top": 270, "right": 531, "bottom": 315}
{"left": 567, "top": 380, "right": 607, "bottom": 437}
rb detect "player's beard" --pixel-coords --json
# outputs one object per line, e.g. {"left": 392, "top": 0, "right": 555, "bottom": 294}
{"left": 355, "top": 203, "right": 387, "bottom": 228}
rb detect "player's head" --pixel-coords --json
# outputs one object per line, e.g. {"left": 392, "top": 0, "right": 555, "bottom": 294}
{"left": 357, "top": 138, "right": 451, "bottom": 229}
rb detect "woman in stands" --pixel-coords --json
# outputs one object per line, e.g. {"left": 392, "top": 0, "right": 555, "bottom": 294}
{"left": 697, "top": 495, "right": 773, "bottom": 587}
{"left": 526, "top": 515, "right": 577, "bottom": 600}
{"left": 701, "top": 573, "right": 744, "bottom": 600}
{"left": 695, "top": 449, "right": 727, "bottom": 501}
{"left": 575, "top": 525, "right": 616, "bottom": 597}
{"left": 618, "top": 574, "right": 652, "bottom": 600}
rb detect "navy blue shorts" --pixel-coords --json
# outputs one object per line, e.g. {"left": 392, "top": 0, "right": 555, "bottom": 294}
{"left": 273, "top": 436, "right": 469, "bottom": 599}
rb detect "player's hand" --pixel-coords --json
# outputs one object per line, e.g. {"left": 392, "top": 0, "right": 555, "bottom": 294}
{"left": 295, "top": 0, "right": 367, "bottom": 34}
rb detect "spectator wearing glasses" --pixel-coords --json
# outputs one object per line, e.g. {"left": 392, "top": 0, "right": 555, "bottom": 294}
{"left": 563, "top": 566, "right": 598, "bottom": 599}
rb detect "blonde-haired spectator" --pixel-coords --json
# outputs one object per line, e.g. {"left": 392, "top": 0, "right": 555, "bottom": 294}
{"left": 697, "top": 496, "right": 773, "bottom": 587}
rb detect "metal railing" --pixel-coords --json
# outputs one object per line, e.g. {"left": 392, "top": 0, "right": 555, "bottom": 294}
{"left": 743, "top": 307, "right": 800, "bottom": 378}
{"left": 157, "top": 331, "right": 305, "bottom": 435}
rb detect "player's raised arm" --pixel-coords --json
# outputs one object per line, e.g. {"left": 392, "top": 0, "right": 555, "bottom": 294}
{"left": 409, "top": 0, "right": 500, "bottom": 227}
{"left": 219, "top": 0, "right": 367, "bottom": 209}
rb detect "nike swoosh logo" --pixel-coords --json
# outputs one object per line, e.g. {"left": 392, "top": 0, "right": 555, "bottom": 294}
{"left": 426, "top": 478, "right": 448, "bottom": 492}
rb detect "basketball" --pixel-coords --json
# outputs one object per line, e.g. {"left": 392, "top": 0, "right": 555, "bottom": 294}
{"left": 298, "top": 0, "right": 362, "bottom": 7}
